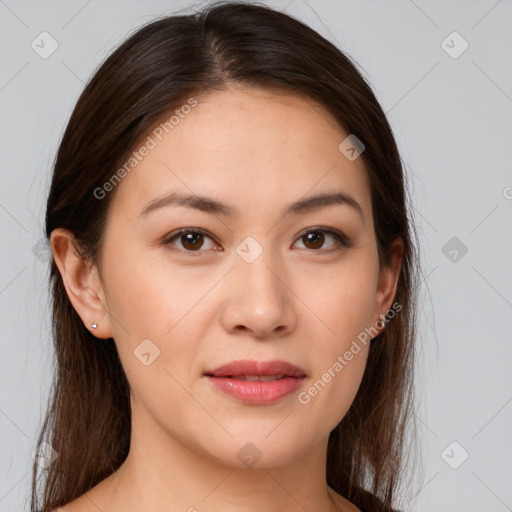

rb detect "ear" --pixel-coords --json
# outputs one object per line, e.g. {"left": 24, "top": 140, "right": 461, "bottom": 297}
{"left": 50, "top": 228, "right": 113, "bottom": 339}
{"left": 371, "top": 237, "right": 404, "bottom": 337}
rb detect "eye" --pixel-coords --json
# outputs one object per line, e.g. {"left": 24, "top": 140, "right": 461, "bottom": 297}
{"left": 162, "top": 226, "right": 351, "bottom": 255}
{"left": 293, "top": 227, "right": 351, "bottom": 252}
{"left": 163, "top": 228, "right": 219, "bottom": 254}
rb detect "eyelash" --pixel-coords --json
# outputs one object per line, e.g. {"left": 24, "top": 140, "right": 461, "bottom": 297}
{"left": 161, "top": 227, "right": 352, "bottom": 256}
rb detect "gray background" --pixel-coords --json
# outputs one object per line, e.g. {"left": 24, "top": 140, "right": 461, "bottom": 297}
{"left": 1, "top": 0, "right": 511, "bottom": 511}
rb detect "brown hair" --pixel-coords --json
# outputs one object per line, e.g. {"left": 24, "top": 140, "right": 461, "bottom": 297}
{"left": 31, "top": 2, "right": 421, "bottom": 511}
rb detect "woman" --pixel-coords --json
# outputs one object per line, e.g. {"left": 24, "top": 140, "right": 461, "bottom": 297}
{"left": 31, "top": 2, "right": 421, "bottom": 511}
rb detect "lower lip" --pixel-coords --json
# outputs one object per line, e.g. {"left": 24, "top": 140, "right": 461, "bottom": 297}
{"left": 206, "top": 376, "right": 304, "bottom": 404}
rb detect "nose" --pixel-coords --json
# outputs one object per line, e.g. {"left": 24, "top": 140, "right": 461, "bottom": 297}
{"left": 219, "top": 247, "right": 297, "bottom": 339}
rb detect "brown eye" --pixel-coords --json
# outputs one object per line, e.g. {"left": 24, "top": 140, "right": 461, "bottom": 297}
{"left": 302, "top": 231, "right": 325, "bottom": 250}
{"left": 164, "top": 229, "right": 218, "bottom": 254}
{"left": 180, "top": 232, "right": 205, "bottom": 250}
{"left": 294, "top": 228, "right": 350, "bottom": 252}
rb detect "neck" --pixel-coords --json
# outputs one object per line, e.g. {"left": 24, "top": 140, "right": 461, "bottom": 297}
{"left": 89, "top": 405, "right": 342, "bottom": 512}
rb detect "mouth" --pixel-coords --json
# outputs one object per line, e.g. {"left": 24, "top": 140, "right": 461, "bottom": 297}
{"left": 204, "top": 360, "right": 306, "bottom": 404}
{"left": 213, "top": 374, "right": 288, "bottom": 381}
{"left": 205, "top": 359, "right": 306, "bottom": 378}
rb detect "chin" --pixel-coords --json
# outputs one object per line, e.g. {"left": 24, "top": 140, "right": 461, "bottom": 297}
{"left": 195, "top": 430, "right": 312, "bottom": 470}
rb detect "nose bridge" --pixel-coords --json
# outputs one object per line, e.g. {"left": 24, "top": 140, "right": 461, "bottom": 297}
{"left": 221, "top": 234, "right": 295, "bottom": 337}
{"left": 238, "top": 234, "right": 286, "bottom": 305}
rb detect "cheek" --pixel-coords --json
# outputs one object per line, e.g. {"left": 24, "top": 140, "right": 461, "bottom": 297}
{"left": 101, "top": 240, "right": 220, "bottom": 385}
{"left": 106, "top": 273, "right": 211, "bottom": 438}
{"left": 297, "top": 343, "right": 369, "bottom": 437}
{"left": 292, "top": 258, "right": 375, "bottom": 431}
{"left": 102, "top": 240, "right": 210, "bottom": 338}
{"left": 296, "top": 255, "right": 378, "bottom": 342}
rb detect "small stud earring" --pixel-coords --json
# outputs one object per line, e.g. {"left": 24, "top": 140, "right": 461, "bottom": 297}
{"left": 90, "top": 323, "right": 98, "bottom": 330}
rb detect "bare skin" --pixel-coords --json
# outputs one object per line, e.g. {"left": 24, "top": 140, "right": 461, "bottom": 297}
{"left": 52, "top": 86, "right": 402, "bottom": 512}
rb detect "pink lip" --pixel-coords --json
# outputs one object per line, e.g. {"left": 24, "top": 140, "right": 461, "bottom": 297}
{"left": 205, "top": 360, "right": 306, "bottom": 405}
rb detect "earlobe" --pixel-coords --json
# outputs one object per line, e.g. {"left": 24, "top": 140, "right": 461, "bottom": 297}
{"left": 372, "top": 237, "right": 404, "bottom": 337}
{"left": 50, "top": 228, "right": 113, "bottom": 339}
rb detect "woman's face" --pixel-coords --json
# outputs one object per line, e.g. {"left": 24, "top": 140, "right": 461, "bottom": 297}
{"left": 78, "top": 87, "right": 400, "bottom": 468}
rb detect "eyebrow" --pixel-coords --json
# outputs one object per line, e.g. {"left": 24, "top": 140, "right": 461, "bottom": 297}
{"left": 139, "top": 189, "right": 364, "bottom": 221}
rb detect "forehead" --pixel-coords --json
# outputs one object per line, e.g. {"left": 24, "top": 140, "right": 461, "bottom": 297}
{"left": 108, "top": 86, "right": 371, "bottom": 222}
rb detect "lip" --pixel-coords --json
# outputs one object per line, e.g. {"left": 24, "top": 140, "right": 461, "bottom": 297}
{"left": 205, "top": 359, "right": 306, "bottom": 405}
{"left": 206, "top": 360, "right": 306, "bottom": 378}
